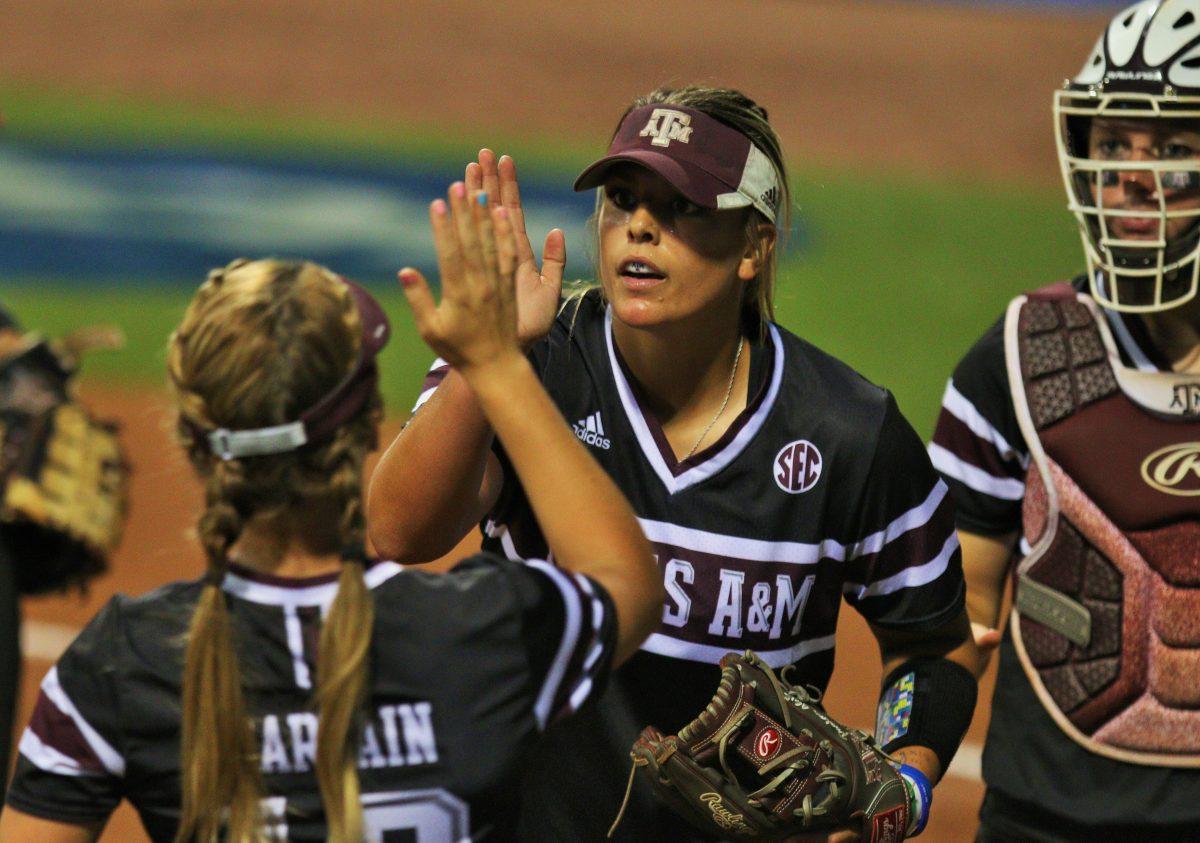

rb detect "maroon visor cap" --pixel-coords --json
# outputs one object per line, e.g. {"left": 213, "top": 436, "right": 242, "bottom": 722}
{"left": 573, "top": 104, "right": 781, "bottom": 224}
{"left": 202, "top": 276, "right": 390, "bottom": 461}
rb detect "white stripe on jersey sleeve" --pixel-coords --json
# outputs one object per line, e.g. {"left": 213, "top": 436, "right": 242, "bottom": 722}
{"left": 568, "top": 676, "right": 594, "bottom": 712}
{"left": 411, "top": 358, "right": 450, "bottom": 412}
{"left": 413, "top": 386, "right": 438, "bottom": 413}
{"left": 941, "top": 380, "right": 1029, "bottom": 468}
{"left": 18, "top": 728, "right": 100, "bottom": 777}
{"left": 40, "top": 666, "right": 125, "bottom": 776}
{"left": 928, "top": 443, "right": 1026, "bottom": 501}
{"left": 562, "top": 574, "right": 607, "bottom": 715}
{"left": 842, "top": 531, "right": 960, "bottom": 601}
{"left": 844, "top": 480, "right": 950, "bottom": 560}
{"left": 574, "top": 574, "right": 606, "bottom": 675}
{"left": 484, "top": 520, "right": 524, "bottom": 562}
{"left": 524, "top": 559, "right": 583, "bottom": 730}
{"left": 640, "top": 632, "right": 837, "bottom": 669}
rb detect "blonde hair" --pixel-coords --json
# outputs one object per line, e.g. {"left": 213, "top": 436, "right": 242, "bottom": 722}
{"left": 167, "top": 258, "right": 381, "bottom": 843}
{"left": 585, "top": 85, "right": 790, "bottom": 340}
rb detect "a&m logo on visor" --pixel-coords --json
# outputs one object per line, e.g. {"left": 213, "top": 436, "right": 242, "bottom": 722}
{"left": 1141, "top": 442, "right": 1200, "bottom": 496}
{"left": 639, "top": 108, "right": 693, "bottom": 148}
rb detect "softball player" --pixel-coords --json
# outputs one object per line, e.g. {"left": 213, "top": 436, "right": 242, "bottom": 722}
{"left": 368, "top": 86, "right": 981, "bottom": 840}
{"left": 930, "top": 2, "right": 1200, "bottom": 839}
{"left": 0, "top": 204, "right": 662, "bottom": 841}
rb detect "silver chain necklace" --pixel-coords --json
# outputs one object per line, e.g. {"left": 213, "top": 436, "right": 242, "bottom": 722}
{"left": 683, "top": 338, "right": 744, "bottom": 461}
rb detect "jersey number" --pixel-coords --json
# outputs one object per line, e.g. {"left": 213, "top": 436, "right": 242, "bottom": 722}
{"left": 263, "top": 788, "right": 470, "bottom": 841}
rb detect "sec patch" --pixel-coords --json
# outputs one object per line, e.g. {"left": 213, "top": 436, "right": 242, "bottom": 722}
{"left": 774, "top": 440, "right": 822, "bottom": 494}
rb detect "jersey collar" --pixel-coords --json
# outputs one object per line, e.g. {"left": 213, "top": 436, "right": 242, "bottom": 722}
{"left": 222, "top": 560, "right": 403, "bottom": 609}
{"left": 604, "top": 307, "right": 785, "bottom": 495}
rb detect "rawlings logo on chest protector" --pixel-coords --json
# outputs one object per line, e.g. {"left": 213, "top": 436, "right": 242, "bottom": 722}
{"left": 1141, "top": 443, "right": 1200, "bottom": 496}
{"left": 1006, "top": 289, "right": 1200, "bottom": 768}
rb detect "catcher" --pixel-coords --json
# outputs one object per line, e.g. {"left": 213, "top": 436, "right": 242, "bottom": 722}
{"left": 0, "top": 306, "right": 127, "bottom": 791}
{"left": 930, "top": 1, "right": 1200, "bottom": 839}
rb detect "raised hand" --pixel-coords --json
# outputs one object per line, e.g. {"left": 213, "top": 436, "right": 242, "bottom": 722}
{"left": 465, "top": 149, "right": 564, "bottom": 348}
{"left": 399, "top": 182, "right": 521, "bottom": 373}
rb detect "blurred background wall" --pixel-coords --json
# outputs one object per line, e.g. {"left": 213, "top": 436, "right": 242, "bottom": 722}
{"left": 3, "top": 0, "right": 1122, "bottom": 426}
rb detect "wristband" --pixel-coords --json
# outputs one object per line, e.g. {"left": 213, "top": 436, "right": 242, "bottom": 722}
{"left": 876, "top": 657, "right": 977, "bottom": 774}
{"left": 898, "top": 763, "right": 932, "bottom": 837}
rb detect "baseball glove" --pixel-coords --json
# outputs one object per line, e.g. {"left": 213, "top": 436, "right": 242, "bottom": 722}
{"left": 0, "top": 330, "right": 128, "bottom": 594}
{"left": 613, "top": 651, "right": 911, "bottom": 842}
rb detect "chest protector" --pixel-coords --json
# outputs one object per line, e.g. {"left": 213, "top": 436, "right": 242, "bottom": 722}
{"left": 1005, "top": 284, "right": 1200, "bottom": 766}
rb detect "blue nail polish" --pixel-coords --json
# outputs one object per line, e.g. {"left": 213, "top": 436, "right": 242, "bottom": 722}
{"left": 477, "top": 191, "right": 488, "bottom": 207}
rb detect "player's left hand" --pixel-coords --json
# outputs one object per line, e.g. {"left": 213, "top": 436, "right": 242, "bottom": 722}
{"left": 465, "top": 149, "right": 563, "bottom": 350}
{"left": 399, "top": 182, "right": 522, "bottom": 374}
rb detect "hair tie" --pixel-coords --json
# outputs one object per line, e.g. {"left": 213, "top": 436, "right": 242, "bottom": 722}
{"left": 203, "top": 567, "right": 226, "bottom": 587}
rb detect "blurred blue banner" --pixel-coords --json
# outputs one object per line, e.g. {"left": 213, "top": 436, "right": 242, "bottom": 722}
{"left": 0, "top": 141, "right": 597, "bottom": 284}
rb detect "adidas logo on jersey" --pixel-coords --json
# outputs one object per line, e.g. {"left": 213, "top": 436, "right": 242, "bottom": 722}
{"left": 573, "top": 412, "right": 611, "bottom": 450}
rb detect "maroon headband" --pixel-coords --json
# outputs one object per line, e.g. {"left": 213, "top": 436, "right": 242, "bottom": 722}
{"left": 573, "top": 104, "right": 781, "bottom": 222}
{"left": 202, "top": 276, "right": 390, "bottom": 461}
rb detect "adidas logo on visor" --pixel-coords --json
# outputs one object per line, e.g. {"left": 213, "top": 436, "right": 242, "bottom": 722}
{"left": 573, "top": 411, "right": 611, "bottom": 450}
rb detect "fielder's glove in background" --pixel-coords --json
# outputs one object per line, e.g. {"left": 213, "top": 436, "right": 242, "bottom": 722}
{"left": 0, "top": 331, "right": 128, "bottom": 594}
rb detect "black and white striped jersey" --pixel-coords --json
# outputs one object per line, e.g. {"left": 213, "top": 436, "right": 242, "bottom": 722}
{"left": 929, "top": 276, "right": 1200, "bottom": 829}
{"left": 929, "top": 274, "right": 1177, "bottom": 539}
{"left": 6, "top": 555, "right": 615, "bottom": 842}
{"left": 418, "top": 291, "right": 965, "bottom": 839}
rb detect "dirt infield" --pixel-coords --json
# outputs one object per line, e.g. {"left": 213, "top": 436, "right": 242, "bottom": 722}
{"left": 13, "top": 386, "right": 996, "bottom": 841}
{"left": 2, "top": 0, "right": 1106, "bottom": 182}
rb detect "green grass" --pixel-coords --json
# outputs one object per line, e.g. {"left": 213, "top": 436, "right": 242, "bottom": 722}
{"left": 783, "top": 171, "right": 1081, "bottom": 434}
{"left": 3, "top": 282, "right": 436, "bottom": 415}
{"left": 1, "top": 84, "right": 1084, "bottom": 436}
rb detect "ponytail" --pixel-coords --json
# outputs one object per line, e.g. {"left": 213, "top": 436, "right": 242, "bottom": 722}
{"left": 175, "top": 472, "right": 262, "bottom": 843}
{"left": 313, "top": 427, "right": 376, "bottom": 843}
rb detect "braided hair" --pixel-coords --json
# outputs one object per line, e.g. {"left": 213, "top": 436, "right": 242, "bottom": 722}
{"left": 167, "top": 258, "right": 381, "bottom": 843}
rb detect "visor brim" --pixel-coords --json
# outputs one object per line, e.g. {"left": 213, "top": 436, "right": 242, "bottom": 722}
{"left": 573, "top": 150, "right": 749, "bottom": 210}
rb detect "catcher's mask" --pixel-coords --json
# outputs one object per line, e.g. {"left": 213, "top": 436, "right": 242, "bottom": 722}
{"left": 1056, "top": 0, "right": 1200, "bottom": 313}
{"left": 199, "top": 277, "right": 390, "bottom": 461}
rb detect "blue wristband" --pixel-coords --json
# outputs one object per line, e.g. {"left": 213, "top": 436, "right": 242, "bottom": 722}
{"left": 898, "top": 764, "right": 932, "bottom": 837}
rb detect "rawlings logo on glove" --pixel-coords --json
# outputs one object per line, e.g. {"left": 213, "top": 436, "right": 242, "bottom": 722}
{"left": 610, "top": 650, "right": 912, "bottom": 842}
